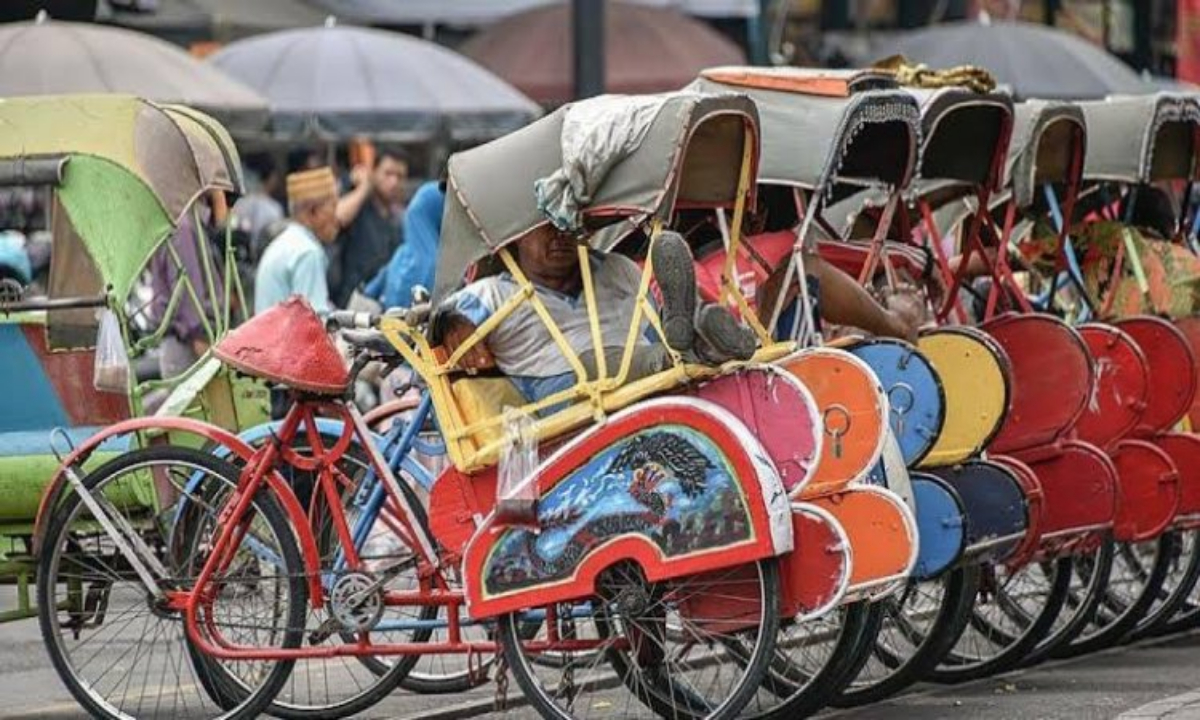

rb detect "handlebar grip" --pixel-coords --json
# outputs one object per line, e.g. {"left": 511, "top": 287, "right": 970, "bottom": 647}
{"left": 326, "top": 310, "right": 378, "bottom": 331}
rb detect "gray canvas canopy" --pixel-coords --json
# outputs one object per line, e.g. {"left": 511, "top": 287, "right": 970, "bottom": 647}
{"left": 1080, "top": 94, "right": 1200, "bottom": 183}
{"left": 436, "top": 91, "right": 760, "bottom": 299}
{"left": 687, "top": 67, "right": 921, "bottom": 195}
{"left": 821, "top": 87, "right": 1014, "bottom": 238}
{"left": 1004, "top": 100, "right": 1087, "bottom": 209}
{"left": 908, "top": 87, "right": 1014, "bottom": 189}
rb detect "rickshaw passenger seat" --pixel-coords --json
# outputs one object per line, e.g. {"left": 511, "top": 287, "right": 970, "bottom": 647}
{"left": 449, "top": 375, "right": 528, "bottom": 448}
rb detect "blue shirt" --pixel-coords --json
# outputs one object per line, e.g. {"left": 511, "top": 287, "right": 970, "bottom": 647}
{"left": 254, "top": 222, "right": 331, "bottom": 315}
{"left": 365, "top": 181, "right": 444, "bottom": 309}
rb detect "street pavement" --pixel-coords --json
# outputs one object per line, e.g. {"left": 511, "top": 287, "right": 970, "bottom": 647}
{"left": 5, "top": 606, "right": 1200, "bottom": 720}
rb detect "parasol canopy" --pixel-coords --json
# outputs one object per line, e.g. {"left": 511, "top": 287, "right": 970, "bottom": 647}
{"left": 460, "top": 2, "right": 747, "bottom": 106}
{"left": 867, "top": 20, "right": 1155, "bottom": 100}
{"left": 208, "top": 24, "right": 542, "bottom": 142}
{"left": 0, "top": 15, "right": 269, "bottom": 135}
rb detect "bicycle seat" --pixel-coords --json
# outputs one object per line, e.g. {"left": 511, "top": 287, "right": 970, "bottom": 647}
{"left": 342, "top": 329, "right": 401, "bottom": 360}
{"left": 214, "top": 296, "right": 350, "bottom": 394}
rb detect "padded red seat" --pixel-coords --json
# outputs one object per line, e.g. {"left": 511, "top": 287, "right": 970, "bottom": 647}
{"left": 214, "top": 297, "right": 349, "bottom": 395}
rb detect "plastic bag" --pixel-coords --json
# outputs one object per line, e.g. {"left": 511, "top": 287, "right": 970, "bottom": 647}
{"left": 93, "top": 308, "right": 130, "bottom": 394}
{"left": 494, "top": 407, "right": 539, "bottom": 526}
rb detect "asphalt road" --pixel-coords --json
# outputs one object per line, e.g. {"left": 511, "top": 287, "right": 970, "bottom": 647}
{"left": 4, "top": 600, "right": 1200, "bottom": 720}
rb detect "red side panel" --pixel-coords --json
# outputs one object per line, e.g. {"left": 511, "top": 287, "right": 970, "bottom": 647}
{"left": 984, "top": 314, "right": 1093, "bottom": 454}
{"left": 1074, "top": 324, "right": 1148, "bottom": 448}
{"left": 1109, "top": 439, "right": 1180, "bottom": 542}
{"left": 1015, "top": 440, "right": 1116, "bottom": 554}
{"left": 779, "top": 503, "right": 850, "bottom": 618}
{"left": 22, "top": 325, "right": 127, "bottom": 425}
{"left": 1115, "top": 317, "right": 1197, "bottom": 436}
{"left": 1154, "top": 432, "right": 1200, "bottom": 524}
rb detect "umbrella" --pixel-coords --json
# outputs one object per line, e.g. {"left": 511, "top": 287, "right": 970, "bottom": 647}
{"left": 208, "top": 24, "right": 542, "bottom": 142}
{"left": 866, "top": 20, "right": 1155, "bottom": 100}
{"left": 308, "top": 0, "right": 759, "bottom": 25}
{"left": 99, "top": 0, "right": 331, "bottom": 44}
{"left": 0, "top": 15, "right": 269, "bottom": 134}
{"left": 459, "top": 1, "right": 747, "bottom": 106}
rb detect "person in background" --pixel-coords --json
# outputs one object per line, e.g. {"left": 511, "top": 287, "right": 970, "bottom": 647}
{"left": 230, "top": 152, "right": 286, "bottom": 261}
{"left": 148, "top": 209, "right": 223, "bottom": 379}
{"left": 365, "top": 172, "right": 445, "bottom": 309}
{"left": 254, "top": 167, "right": 340, "bottom": 315}
{"left": 329, "top": 149, "right": 408, "bottom": 308}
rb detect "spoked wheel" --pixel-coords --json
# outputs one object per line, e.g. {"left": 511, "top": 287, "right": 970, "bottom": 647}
{"left": 1054, "top": 535, "right": 1175, "bottom": 657}
{"left": 930, "top": 558, "right": 1071, "bottom": 683}
{"left": 1154, "top": 529, "right": 1200, "bottom": 636}
{"left": 193, "top": 441, "right": 439, "bottom": 718}
{"left": 37, "top": 447, "right": 306, "bottom": 720}
{"left": 1019, "top": 542, "right": 1113, "bottom": 667}
{"left": 735, "top": 601, "right": 878, "bottom": 718}
{"left": 834, "top": 565, "right": 980, "bottom": 706}
{"left": 499, "top": 560, "right": 781, "bottom": 720}
{"left": 1129, "top": 529, "right": 1200, "bottom": 641}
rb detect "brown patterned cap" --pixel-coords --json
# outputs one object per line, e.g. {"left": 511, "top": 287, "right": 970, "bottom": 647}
{"left": 286, "top": 166, "right": 337, "bottom": 204}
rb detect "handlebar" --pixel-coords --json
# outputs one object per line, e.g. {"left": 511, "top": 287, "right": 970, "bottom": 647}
{"left": 326, "top": 303, "right": 431, "bottom": 333}
{"left": 326, "top": 310, "right": 377, "bottom": 332}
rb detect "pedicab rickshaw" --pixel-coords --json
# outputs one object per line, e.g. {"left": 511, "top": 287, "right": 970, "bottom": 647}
{"left": 825, "top": 87, "right": 1106, "bottom": 681}
{"left": 1047, "top": 93, "right": 1200, "bottom": 651}
{"left": 0, "top": 94, "right": 264, "bottom": 624}
{"left": 33, "top": 91, "right": 809, "bottom": 720}
{"left": 690, "top": 66, "right": 1001, "bottom": 710}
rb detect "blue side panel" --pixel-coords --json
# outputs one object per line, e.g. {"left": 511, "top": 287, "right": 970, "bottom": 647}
{"left": 934, "top": 460, "right": 1028, "bottom": 565}
{"left": 0, "top": 427, "right": 133, "bottom": 457}
{"left": 848, "top": 340, "right": 945, "bottom": 467}
{"left": 910, "top": 474, "right": 966, "bottom": 581}
{"left": 0, "top": 323, "right": 70, "bottom": 433}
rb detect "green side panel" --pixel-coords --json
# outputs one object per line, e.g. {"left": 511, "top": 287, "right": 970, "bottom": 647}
{"left": 58, "top": 156, "right": 173, "bottom": 302}
{"left": 0, "top": 451, "right": 126, "bottom": 523}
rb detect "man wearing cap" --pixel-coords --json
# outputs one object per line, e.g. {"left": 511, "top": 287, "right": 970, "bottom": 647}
{"left": 254, "top": 167, "right": 341, "bottom": 315}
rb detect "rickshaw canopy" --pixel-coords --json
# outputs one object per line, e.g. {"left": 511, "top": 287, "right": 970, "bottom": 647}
{"left": 908, "top": 87, "right": 1015, "bottom": 190}
{"left": 1080, "top": 93, "right": 1200, "bottom": 183}
{"left": 1004, "top": 100, "right": 1088, "bottom": 209}
{"left": 687, "top": 67, "right": 921, "bottom": 194}
{"left": 0, "top": 94, "right": 244, "bottom": 305}
{"left": 437, "top": 91, "right": 760, "bottom": 299}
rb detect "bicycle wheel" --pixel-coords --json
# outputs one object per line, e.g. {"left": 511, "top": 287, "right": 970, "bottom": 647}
{"left": 499, "top": 559, "right": 781, "bottom": 720}
{"left": 201, "top": 438, "right": 442, "bottom": 718}
{"left": 37, "top": 446, "right": 306, "bottom": 720}
{"left": 740, "top": 601, "right": 878, "bottom": 718}
{"left": 1054, "top": 535, "right": 1174, "bottom": 657}
{"left": 930, "top": 558, "right": 1071, "bottom": 683}
{"left": 834, "top": 565, "right": 980, "bottom": 706}
{"left": 1019, "top": 542, "right": 1112, "bottom": 667}
{"left": 1130, "top": 529, "right": 1200, "bottom": 640}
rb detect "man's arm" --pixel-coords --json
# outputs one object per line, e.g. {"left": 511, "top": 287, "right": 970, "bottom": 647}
{"left": 335, "top": 165, "right": 372, "bottom": 228}
{"left": 759, "top": 251, "right": 919, "bottom": 341}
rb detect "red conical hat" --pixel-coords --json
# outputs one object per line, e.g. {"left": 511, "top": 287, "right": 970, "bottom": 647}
{"left": 214, "top": 296, "right": 349, "bottom": 394}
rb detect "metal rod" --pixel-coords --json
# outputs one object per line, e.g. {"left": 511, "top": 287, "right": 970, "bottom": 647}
{"left": 573, "top": 0, "right": 605, "bottom": 100}
{"left": 0, "top": 294, "right": 107, "bottom": 314}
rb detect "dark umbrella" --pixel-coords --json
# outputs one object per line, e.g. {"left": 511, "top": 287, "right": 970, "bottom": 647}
{"left": 459, "top": 1, "right": 747, "bottom": 106}
{"left": 867, "top": 20, "right": 1155, "bottom": 100}
{"left": 99, "top": 0, "right": 331, "bottom": 44}
{"left": 208, "top": 23, "right": 542, "bottom": 142}
{"left": 0, "top": 14, "right": 269, "bottom": 134}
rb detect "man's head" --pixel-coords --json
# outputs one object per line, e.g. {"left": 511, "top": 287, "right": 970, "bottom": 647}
{"left": 371, "top": 150, "right": 409, "bottom": 205}
{"left": 287, "top": 167, "right": 340, "bottom": 244}
{"left": 515, "top": 224, "right": 582, "bottom": 285}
